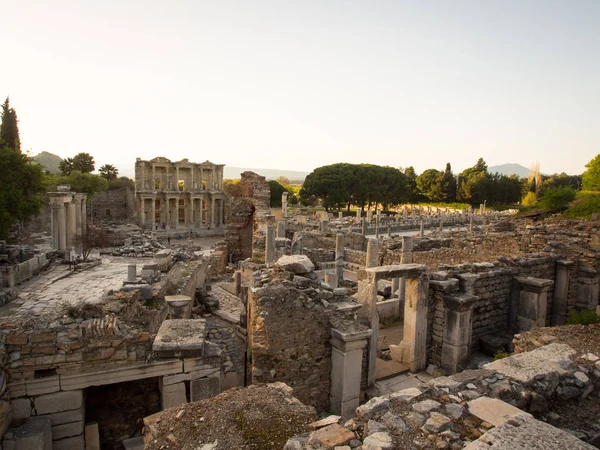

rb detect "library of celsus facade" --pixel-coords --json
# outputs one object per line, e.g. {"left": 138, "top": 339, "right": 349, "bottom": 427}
{"left": 134, "top": 157, "right": 226, "bottom": 230}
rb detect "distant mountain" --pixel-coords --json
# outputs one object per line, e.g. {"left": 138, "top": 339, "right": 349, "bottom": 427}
{"left": 224, "top": 166, "right": 309, "bottom": 181}
{"left": 32, "top": 151, "right": 62, "bottom": 174}
{"left": 488, "top": 163, "right": 530, "bottom": 178}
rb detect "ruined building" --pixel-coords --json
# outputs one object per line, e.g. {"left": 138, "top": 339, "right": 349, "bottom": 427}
{"left": 134, "top": 157, "right": 226, "bottom": 230}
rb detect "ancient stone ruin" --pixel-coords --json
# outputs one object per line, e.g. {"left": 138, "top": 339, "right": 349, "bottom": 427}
{"left": 0, "top": 162, "right": 599, "bottom": 449}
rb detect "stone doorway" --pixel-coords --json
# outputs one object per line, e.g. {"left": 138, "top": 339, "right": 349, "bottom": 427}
{"left": 85, "top": 378, "right": 160, "bottom": 450}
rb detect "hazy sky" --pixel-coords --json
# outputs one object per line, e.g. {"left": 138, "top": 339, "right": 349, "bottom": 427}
{"left": 2, "top": 0, "right": 599, "bottom": 176}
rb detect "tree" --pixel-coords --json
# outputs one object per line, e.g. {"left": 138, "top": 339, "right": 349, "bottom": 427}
{"left": 0, "top": 147, "right": 45, "bottom": 239}
{"left": 0, "top": 97, "right": 21, "bottom": 151}
{"left": 416, "top": 169, "right": 443, "bottom": 201}
{"left": 98, "top": 164, "right": 119, "bottom": 180}
{"left": 268, "top": 180, "right": 287, "bottom": 207}
{"left": 59, "top": 157, "right": 75, "bottom": 175}
{"left": 74, "top": 225, "right": 110, "bottom": 261}
{"left": 276, "top": 176, "right": 290, "bottom": 186}
{"left": 223, "top": 179, "right": 243, "bottom": 197}
{"left": 582, "top": 154, "right": 600, "bottom": 191}
{"left": 72, "top": 152, "right": 95, "bottom": 173}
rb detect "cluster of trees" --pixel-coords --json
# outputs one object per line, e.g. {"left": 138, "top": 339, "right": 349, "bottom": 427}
{"left": 298, "top": 159, "right": 524, "bottom": 211}
{"left": 0, "top": 98, "right": 45, "bottom": 239}
{"left": 300, "top": 163, "right": 410, "bottom": 211}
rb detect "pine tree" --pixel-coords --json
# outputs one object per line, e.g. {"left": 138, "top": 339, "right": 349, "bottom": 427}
{"left": 0, "top": 97, "right": 21, "bottom": 152}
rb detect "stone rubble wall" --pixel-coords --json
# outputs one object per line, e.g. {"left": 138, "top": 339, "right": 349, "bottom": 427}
{"left": 90, "top": 187, "right": 135, "bottom": 222}
{"left": 205, "top": 315, "right": 246, "bottom": 389}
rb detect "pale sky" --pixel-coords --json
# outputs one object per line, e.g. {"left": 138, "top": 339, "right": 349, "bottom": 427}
{"left": 2, "top": 0, "right": 599, "bottom": 177}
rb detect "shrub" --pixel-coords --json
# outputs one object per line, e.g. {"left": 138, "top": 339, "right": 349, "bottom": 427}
{"left": 538, "top": 186, "right": 576, "bottom": 210}
{"left": 564, "top": 195, "right": 600, "bottom": 218}
{"left": 566, "top": 308, "right": 600, "bottom": 325}
{"left": 493, "top": 350, "right": 510, "bottom": 361}
{"left": 522, "top": 191, "right": 537, "bottom": 207}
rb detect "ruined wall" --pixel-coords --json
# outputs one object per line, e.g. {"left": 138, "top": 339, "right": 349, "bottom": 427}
{"left": 225, "top": 172, "right": 271, "bottom": 263}
{"left": 249, "top": 282, "right": 333, "bottom": 411}
{"left": 90, "top": 188, "right": 135, "bottom": 222}
{"left": 205, "top": 316, "right": 246, "bottom": 389}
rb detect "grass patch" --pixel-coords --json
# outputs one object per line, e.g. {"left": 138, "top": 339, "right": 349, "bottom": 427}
{"left": 564, "top": 193, "right": 600, "bottom": 218}
{"left": 566, "top": 308, "right": 600, "bottom": 326}
{"left": 493, "top": 350, "right": 510, "bottom": 361}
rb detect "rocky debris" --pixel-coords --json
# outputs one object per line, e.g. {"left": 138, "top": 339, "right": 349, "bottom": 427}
{"left": 144, "top": 383, "right": 317, "bottom": 450}
{"left": 194, "top": 287, "right": 220, "bottom": 315}
{"left": 276, "top": 255, "right": 315, "bottom": 274}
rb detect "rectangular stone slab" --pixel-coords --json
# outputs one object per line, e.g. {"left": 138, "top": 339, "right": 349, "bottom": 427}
{"left": 153, "top": 319, "right": 206, "bottom": 355}
{"left": 467, "top": 396, "right": 531, "bottom": 426}
{"left": 357, "top": 264, "right": 427, "bottom": 283}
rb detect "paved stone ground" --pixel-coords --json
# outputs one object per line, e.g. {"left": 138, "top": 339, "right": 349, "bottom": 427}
{"left": 0, "top": 258, "right": 133, "bottom": 318}
{"left": 210, "top": 284, "right": 243, "bottom": 318}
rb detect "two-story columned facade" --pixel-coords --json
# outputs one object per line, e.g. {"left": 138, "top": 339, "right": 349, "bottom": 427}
{"left": 134, "top": 157, "right": 226, "bottom": 230}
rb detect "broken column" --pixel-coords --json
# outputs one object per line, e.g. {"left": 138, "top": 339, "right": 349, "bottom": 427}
{"left": 366, "top": 210, "right": 373, "bottom": 224}
{"left": 276, "top": 220, "right": 286, "bottom": 239}
{"left": 441, "top": 294, "right": 478, "bottom": 374}
{"left": 361, "top": 218, "right": 367, "bottom": 235}
{"left": 329, "top": 328, "right": 371, "bottom": 419}
{"left": 576, "top": 266, "right": 600, "bottom": 311}
{"left": 265, "top": 225, "right": 276, "bottom": 265}
{"left": 397, "top": 237, "right": 413, "bottom": 304}
{"left": 366, "top": 238, "right": 378, "bottom": 268}
{"left": 335, "top": 234, "right": 344, "bottom": 280}
{"left": 552, "top": 260, "right": 573, "bottom": 325}
{"left": 282, "top": 192, "right": 288, "bottom": 218}
{"left": 127, "top": 264, "right": 136, "bottom": 282}
{"left": 165, "top": 295, "right": 193, "bottom": 319}
{"left": 512, "top": 276, "right": 554, "bottom": 332}
{"left": 419, "top": 220, "right": 424, "bottom": 238}
{"left": 325, "top": 272, "right": 338, "bottom": 289}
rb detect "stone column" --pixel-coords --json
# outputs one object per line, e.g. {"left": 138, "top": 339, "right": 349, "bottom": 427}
{"left": 335, "top": 234, "right": 344, "bottom": 280}
{"left": 366, "top": 238, "right": 378, "bottom": 268}
{"left": 513, "top": 276, "right": 554, "bottom": 332}
{"left": 398, "top": 237, "right": 414, "bottom": 301}
{"left": 233, "top": 271, "right": 242, "bottom": 296}
{"left": 419, "top": 220, "right": 424, "bottom": 238}
{"left": 367, "top": 210, "right": 373, "bottom": 224}
{"left": 387, "top": 225, "right": 391, "bottom": 238}
{"left": 392, "top": 277, "right": 400, "bottom": 317}
{"left": 281, "top": 192, "right": 288, "bottom": 218}
{"left": 151, "top": 198, "right": 157, "bottom": 228}
{"left": 552, "top": 260, "right": 573, "bottom": 325}
{"left": 210, "top": 196, "right": 216, "bottom": 229}
{"left": 276, "top": 220, "right": 286, "bottom": 239}
{"left": 325, "top": 272, "right": 338, "bottom": 289}
{"left": 127, "top": 264, "right": 137, "bottom": 282}
{"left": 441, "top": 294, "right": 478, "bottom": 374}
{"left": 330, "top": 328, "right": 372, "bottom": 419}
{"left": 375, "top": 217, "right": 380, "bottom": 238}
{"left": 576, "top": 266, "right": 600, "bottom": 311}
{"left": 361, "top": 218, "right": 366, "bottom": 235}
{"left": 74, "top": 195, "right": 82, "bottom": 238}
{"left": 400, "top": 274, "right": 429, "bottom": 372}
{"left": 265, "top": 225, "right": 275, "bottom": 265}
{"left": 50, "top": 203, "right": 60, "bottom": 250}
{"left": 469, "top": 215, "right": 473, "bottom": 233}
{"left": 67, "top": 200, "right": 76, "bottom": 248}
{"left": 320, "top": 220, "right": 329, "bottom": 233}
{"left": 58, "top": 203, "right": 67, "bottom": 250}
{"left": 356, "top": 209, "right": 361, "bottom": 220}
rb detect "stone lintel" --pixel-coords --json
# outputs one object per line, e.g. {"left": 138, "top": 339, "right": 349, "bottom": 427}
{"left": 515, "top": 276, "right": 554, "bottom": 293}
{"left": 357, "top": 264, "right": 427, "bottom": 283}
{"left": 330, "top": 328, "right": 371, "bottom": 352}
{"left": 165, "top": 295, "right": 192, "bottom": 306}
{"left": 579, "top": 265, "right": 598, "bottom": 277}
{"left": 444, "top": 294, "right": 479, "bottom": 312}
{"left": 456, "top": 273, "right": 480, "bottom": 283}
{"left": 430, "top": 279, "right": 459, "bottom": 293}
{"left": 556, "top": 260, "right": 574, "bottom": 267}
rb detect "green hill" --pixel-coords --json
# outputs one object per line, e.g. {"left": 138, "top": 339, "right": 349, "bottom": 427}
{"left": 33, "top": 151, "right": 62, "bottom": 174}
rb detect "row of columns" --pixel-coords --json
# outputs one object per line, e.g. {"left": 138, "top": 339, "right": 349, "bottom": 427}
{"left": 49, "top": 191, "right": 87, "bottom": 252}
{"left": 138, "top": 195, "right": 224, "bottom": 230}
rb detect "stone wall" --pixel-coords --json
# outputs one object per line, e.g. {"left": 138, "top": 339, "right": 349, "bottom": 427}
{"left": 91, "top": 187, "right": 135, "bottom": 222}
{"left": 205, "top": 316, "right": 246, "bottom": 389}
{"left": 248, "top": 274, "right": 363, "bottom": 413}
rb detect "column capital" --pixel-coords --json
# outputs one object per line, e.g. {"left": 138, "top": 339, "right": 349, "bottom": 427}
{"left": 515, "top": 276, "right": 554, "bottom": 294}
{"left": 330, "top": 327, "right": 371, "bottom": 352}
{"left": 444, "top": 294, "right": 478, "bottom": 312}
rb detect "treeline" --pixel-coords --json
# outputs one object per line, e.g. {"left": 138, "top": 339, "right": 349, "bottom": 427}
{"left": 299, "top": 159, "right": 534, "bottom": 211}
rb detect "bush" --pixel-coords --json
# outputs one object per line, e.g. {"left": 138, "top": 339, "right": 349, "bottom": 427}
{"left": 566, "top": 308, "right": 600, "bottom": 325}
{"left": 538, "top": 186, "right": 576, "bottom": 210}
{"left": 564, "top": 194, "right": 600, "bottom": 218}
{"left": 522, "top": 191, "right": 537, "bottom": 207}
{"left": 493, "top": 350, "right": 510, "bottom": 361}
